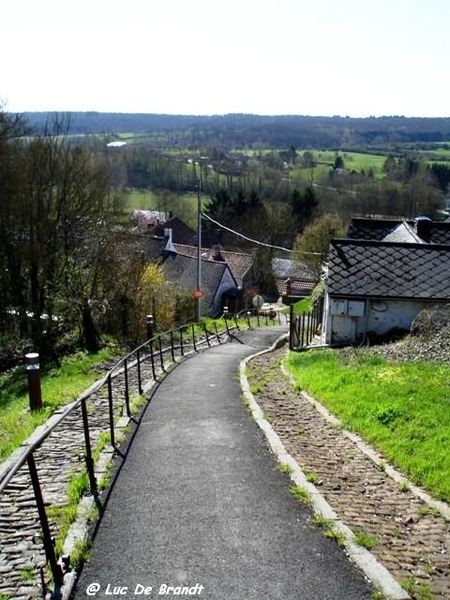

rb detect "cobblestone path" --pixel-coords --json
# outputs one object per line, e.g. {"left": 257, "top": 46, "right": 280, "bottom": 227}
{"left": 0, "top": 344, "right": 182, "bottom": 599}
{"left": 247, "top": 348, "right": 450, "bottom": 600}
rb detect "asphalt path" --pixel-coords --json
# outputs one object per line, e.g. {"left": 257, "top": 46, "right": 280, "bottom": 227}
{"left": 72, "top": 327, "right": 374, "bottom": 600}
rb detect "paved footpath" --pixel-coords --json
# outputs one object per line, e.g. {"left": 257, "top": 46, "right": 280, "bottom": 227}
{"left": 73, "top": 328, "right": 374, "bottom": 600}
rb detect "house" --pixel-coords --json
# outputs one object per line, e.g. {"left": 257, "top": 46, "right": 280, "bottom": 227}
{"left": 271, "top": 256, "right": 317, "bottom": 303}
{"left": 130, "top": 210, "right": 166, "bottom": 231}
{"left": 322, "top": 238, "right": 450, "bottom": 345}
{"left": 152, "top": 215, "right": 198, "bottom": 245}
{"left": 144, "top": 236, "right": 238, "bottom": 317}
{"left": 162, "top": 252, "right": 237, "bottom": 317}
{"left": 174, "top": 244, "right": 254, "bottom": 291}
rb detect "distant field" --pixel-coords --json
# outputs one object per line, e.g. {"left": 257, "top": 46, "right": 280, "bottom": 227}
{"left": 126, "top": 188, "right": 160, "bottom": 210}
{"left": 124, "top": 188, "right": 198, "bottom": 227}
{"left": 417, "top": 148, "right": 450, "bottom": 161}
{"left": 312, "top": 150, "right": 386, "bottom": 175}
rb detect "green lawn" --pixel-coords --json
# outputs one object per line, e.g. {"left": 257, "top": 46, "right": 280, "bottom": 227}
{"left": 286, "top": 349, "right": 450, "bottom": 502}
{"left": 124, "top": 188, "right": 198, "bottom": 227}
{"left": 0, "top": 347, "right": 120, "bottom": 460}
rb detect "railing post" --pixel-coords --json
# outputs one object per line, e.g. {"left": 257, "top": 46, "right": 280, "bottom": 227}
{"left": 123, "top": 359, "right": 131, "bottom": 418}
{"left": 224, "top": 314, "right": 231, "bottom": 336}
{"left": 191, "top": 324, "right": 198, "bottom": 352}
{"left": 180, "top": 328, "right": 184, "bottom": 356}
{"left": 27, "top": 453, "right": 64, "bottom": 588}
{"left": 107, "top": 374, "right": 115, "bottom": 448}
{"left": 137, "top": 348, "right": 143, "bottom": 396}
{"left": 149, "top": 339, "right": 157, "bottom": 380}
{"left": 158, "top": 336, "right": 166, "bottom": 372}
{"left": 289, "top": 304, "right": 294, "bottom": 350}
{"left": 80, "top": 398, "right": 98, "bottom": 500}
{"left": 203, "top": 323, "right": 211, "bottom": 347}
{"left": 170, "top": 331, "right": 176, "bottom": 362}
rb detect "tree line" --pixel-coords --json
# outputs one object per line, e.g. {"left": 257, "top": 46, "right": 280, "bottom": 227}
{"left": 1, "top": 108, "right": 448, "bottom": 367}
{"left": 0, "top": 111, "right": 194, "bottom": 368}
{"left": 21, "top": 112, "right": 450, "bottom": 151}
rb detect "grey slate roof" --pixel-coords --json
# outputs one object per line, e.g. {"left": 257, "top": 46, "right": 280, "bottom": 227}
{"left": 420, "top": 221, "right": 450, "bottom": 245}
{"left": 347, "top": 217, "right": 450, "bottom": 245}
{"left": 162, "top": 253, "right": 236, "bottom": 313}
{"left": 272, "top": 257, "right": 316, "bottom": 281}
{"left": 383, "top": 222, "right": 422, "bottom": 244}
{"left": 327, "top": 239, "right": 450, "bottom": 300}
{"left": 346, "top": 218, "right": 403, "bottom": 241}
{"left": 174, "top": 244, "right": 253, "bottom": 287}
{"left": 153, "top": 216, "right": 197, "bottom": 245}
{"left": 143, "top": 237, "right": 237, "bottom": 314}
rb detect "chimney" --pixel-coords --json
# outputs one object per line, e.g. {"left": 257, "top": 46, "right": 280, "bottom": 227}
{"left": 213, "top": 244, "right": 225, "bottom": 262}
{"left": 414, "top": 216, "right": 432, "bottom": 242}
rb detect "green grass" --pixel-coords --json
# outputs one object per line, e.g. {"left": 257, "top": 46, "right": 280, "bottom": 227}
{"left": 286, "top": 349, "right": 450, "bottom": 501}
{"left": 125, "top": 188, "right": 161, "bottom": 211}
{"left": 289, "top": 485, "right": 312, "bottom": 505}
{"left": 46, "top": 469, "right": 90, "bottom": 556}
{"left": 291, "top": 150, "right": 387, "bottom": 181}
{"left": 353, "top": 528, "right": 379, "bottom": 550}
{"left": 276, "top": 463, "right": 294, "bottom": 475}
{"left": 124, "top": 188, "right": 197, "bottom": 227}
{"left": 0, "top": 346, "right": 121, "bottom": 460}
{"left": 70, "top": 539, "right": 92, "bottom": 568}
{"left": 400, "top": 578, "right": 434, "bottom": 600}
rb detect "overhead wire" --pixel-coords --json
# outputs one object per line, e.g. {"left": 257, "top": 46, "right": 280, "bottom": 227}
{"left": 201, "top": 213, "right": 322, "bottom": 256}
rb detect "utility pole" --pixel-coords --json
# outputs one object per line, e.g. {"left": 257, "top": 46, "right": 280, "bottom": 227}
{"left": 195, "top": 176, "right": 202, "bottom": 322}
{"left": 195, "top": 157, "right": 208, "bottom": 322}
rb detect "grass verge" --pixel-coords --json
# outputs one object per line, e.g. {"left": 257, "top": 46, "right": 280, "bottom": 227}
{"left": 286, "top": 349, "right": 450, "bottom": 502}
{"left": 0, "top": 346, "right": 121, "bottom": 460}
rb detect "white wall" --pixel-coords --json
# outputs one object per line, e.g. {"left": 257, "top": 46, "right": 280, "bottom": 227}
{"left": 324, "top": 296, "right": 439, "bottom": 344}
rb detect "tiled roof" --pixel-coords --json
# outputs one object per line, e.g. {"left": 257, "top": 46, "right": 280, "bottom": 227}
{"left": 346, "top": 218, "right": 403, "bottom": 240}
{"left": 347, "top": 217, "right": 450, "bottom": 245}
{"left": 153, "top": 217, "right": 197, "bottom": 245}
{"left": 162, "top": 253, "right": 235, "bottom": 313}
{"left": 272, "top": 257, "right": 316, "bottom": 281}
{"left": 327, "top": 239, "right": 450, "bottom": 300}
{"left": 174, "top": 244, "right": 253, "bottom": 287}
{"left": 276, "top": 279, "right": 316, "bottom": 296}
{"left": 420, "top": 221, "right": 450, "bottom": 245}
{"left": 383, "top": 222, "right": 421, "bottom": 243}
{"left": 144, "top": 237, "right": 167, "bottom": 261}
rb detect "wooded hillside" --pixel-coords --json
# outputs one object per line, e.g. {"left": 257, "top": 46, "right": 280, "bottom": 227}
{"left": 21, "top": 112, "right": 450, "bottom": 150}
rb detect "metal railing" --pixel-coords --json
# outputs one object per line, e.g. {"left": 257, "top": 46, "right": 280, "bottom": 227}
{"left": 289, "top": 299, "right": 324, "bottom": 350}
{"left": 0, "top": 314, "right": 288, "bottom": 599}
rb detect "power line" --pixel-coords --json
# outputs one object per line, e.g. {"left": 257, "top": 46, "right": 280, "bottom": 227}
{"left": 201, "top": 213, "right": 322, "bottom": 256}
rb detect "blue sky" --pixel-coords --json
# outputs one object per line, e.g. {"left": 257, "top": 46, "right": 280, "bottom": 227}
{"left": 2, "top": 0, "right": 449, "bottom": 117}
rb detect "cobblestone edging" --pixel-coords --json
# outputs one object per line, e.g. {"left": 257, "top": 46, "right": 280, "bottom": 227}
{"left": 246, "top": 348, "right": 450, "bottom": 600}
{"left": 0, "top": 341, "right": 193, "bottom": 599}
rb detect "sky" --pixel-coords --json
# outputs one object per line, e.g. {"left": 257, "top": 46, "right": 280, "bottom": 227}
{"left": 2, "top": 0, "right": 450, "bottom": 118}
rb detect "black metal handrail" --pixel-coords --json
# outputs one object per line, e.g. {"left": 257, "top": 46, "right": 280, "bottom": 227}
{"left": 0, "top": 314, "right": 288, "bottom": 599}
